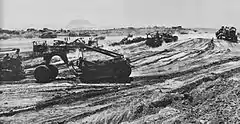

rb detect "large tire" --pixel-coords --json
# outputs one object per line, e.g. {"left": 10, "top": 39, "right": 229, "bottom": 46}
{"left": 115, "top": 63, "right": 131, "bottom": 78}
{"left": 231, "top": 35, "right": 238, "bottom": 43}
{"left": 34, "top": 65, "right": 51, "bottom": 83}
{"left": 48, "top": 64, "right": 59, "bottom": 79}
{"left": 114, "top": 63, "right": 132, "bottom": 83}
{"left": 173, "top": 36, "right": 178, "bottom": 42}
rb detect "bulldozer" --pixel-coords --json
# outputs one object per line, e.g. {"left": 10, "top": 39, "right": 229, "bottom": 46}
{"left": 0, "top": 48, "right": 25, "bottom": 81}
{"left": 145, "top": 31, "right": 178, "bottom": 47}
{"left": 161, "top": 33, "right": 178, "bottom": 43}
{"left": 111, "top": 36, "right": 146, "bottom": 46}
{"left": 216, "top": 26, "right": 238, "bottom": 43}
{"left": 145, "top": 32, "right": 163, "bottom": 47}
{"left": 33, "top": 40, "right": 132, "bottom": 83}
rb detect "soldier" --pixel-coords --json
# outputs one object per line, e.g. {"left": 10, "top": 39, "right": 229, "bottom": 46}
{"left": 3, "top": 53, "right": 10, "bottom": 61}
{"left": 146, "top": 33, "right": 150, "bottom": 39}
{"left": 225, "top": 27, "right": 230, "bottom": 37}
{"left": 155, "top": 31, "right": 160, "bottom": 38}
{"left": 155, "top": 31, "right": 161, "bottom": 42}
{"left": 219, "top": 26, "right": 224, "bottom": 32}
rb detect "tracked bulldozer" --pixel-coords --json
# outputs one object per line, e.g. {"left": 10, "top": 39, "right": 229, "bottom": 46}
{"left": 216, "top": 26, "right": 238, "bottom": 43}
{"left": 145, "top": 32, "right": 163, "bottom": 47}
{"left": 0, "top": 48, "right": 25, "bottom": 81}
{"left": 161, "top": 33, "right": 178, "bottom": 43}
{"left": 145, "top": 32, "right": 178, "bottom": 47}
{"left": 33, "top": 40, "right": 132, "bottom": 83}
{"left": 111, "top": 36, "right": 146, "bottom": 46}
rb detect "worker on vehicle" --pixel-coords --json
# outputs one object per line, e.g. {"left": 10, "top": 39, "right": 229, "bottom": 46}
{"left": 225, "top": 27, "right": 230, "bottom": 36}
{"left": 219, "top": 26, "right": 224, "bottom": 32}
{"left": 3, "top": 53, "right": 10, "bottom": 61}
{"left": 156, "top": 31, "right": 160, "bottom": 37}
{"left": 155, "top": 31, "right": 160, "bottom": 40}
{"left": 43, "top": 41, "right": 47, "bottom": 46}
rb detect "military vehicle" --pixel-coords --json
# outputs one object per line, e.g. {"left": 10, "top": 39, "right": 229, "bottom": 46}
{"left": 33, "top": 41, "right": 132, "bottom": 83}
{"left": 145, "top": 32, "right": 178, "bottom": 47}
{"left": 216, "top": 26, "right": 238, "bottom": 43}
{"left": 39, "top": 32, "right": 57, "bottom": 38}
{"left": 0, "top": 48, "right": 25, "bottom": 81}
{"left": 111, "top": 36, "right": 146, "bottom": 46}
{"left": 161, "top": 33, "right": 178, "bottom": 43}
{"left": 145, "top": 32, "right": 163, "bottom": 47}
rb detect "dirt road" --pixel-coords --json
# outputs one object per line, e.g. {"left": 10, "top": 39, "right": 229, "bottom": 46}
{"left": 1, "top": 38, "right": 240, "bottom": 123}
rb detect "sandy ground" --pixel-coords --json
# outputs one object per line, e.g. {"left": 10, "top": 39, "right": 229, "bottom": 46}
{"left": 1, "top": 32, "right": 240, "bottom": 124}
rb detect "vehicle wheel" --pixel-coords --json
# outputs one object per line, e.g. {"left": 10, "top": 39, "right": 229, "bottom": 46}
{"left": 48, "top": 64, "right": 59, "bottom": 79}
{"left": 173, "top": 36, "right": 178, "bottom": 42}
{"left": 34, "top": 65, "right": 51, "bottom": 83}
{"left": 232, "top": 35, "right": 238, "bottom": 43}
{"left": 115, "top": 63, "right": 131, "bottom": 78}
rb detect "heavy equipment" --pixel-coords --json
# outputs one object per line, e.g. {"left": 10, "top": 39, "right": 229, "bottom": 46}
{"left": 145, "top": 32, "right": 163, "bottom": 47}
{"left": 39, "top": 32, "right": 57, "bottom": 39}
{"left": 161, "top": 33, "right": 178, "bottom": 43}
{"left": 216, "top": 26, "right": 238, "bottom": 43}
{"left": 0, "top": 48, "right": 25, "bottom": 81}
{"left": 111, "top": 36, "right": 146, "bottom": 46}
{"left": 33, "top": 40, "right": 132, "bottom": 83}
{"left": 145, "top": 32, "right": 178, "bottom": 47}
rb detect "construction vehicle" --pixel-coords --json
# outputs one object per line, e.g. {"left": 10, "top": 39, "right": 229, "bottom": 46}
{"left": 39, "top": 32, "right": 57, "bottom": 38}
{"left": 216, "top": 26, "right": 238, "bottom": 43}
{"left": 145, "top": 32, "right": 178, "bottom": 47}
{"left": 161, "top": 33, "right": 178, "bottom": 43}
{"left": 111, "top": 36, "right": 146, "bottom": 46}
{"left": 0, "top": 48, "right": 25, "bottom": 81}
{"left": 145, "top": 32, "right": 163, "bottom": 47}
{"left": 33, "top": 41, "right": 132, "bottom": 83}
{"left": 94, "top": 36, "right": 106, "bottom": 40}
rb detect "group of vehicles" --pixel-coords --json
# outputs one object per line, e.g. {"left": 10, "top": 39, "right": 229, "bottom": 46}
{"left": 1, "top": 26, "right": 239, "bottom": 82}
{"left": 111, "top": 32, "right": 178, "bottom": 47}
{"left": 1, "top": 37, "right": 132, "bottom": 83}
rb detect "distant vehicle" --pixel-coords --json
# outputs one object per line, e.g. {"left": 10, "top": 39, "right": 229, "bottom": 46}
{"left": 145, "top": 32, "right": 178, "bottom": 47}
{"left": 161, "top": 33, "right": 178, "bottom": 43}
{"left": 111, "top": 35, "right": 145, "bottom": 46}
{"left": 39, "top": 32, "right": 57, "bottom": 38}
{"left": 0, "top": 48, "right": 25, "bottom": 81}
{"left": 94, "top": 36, "right": 106, "bottom": 40}
{"left": 69, "top": 32, "right": 79, "bottom": 37}
{"left": 216, "top": 26, "right": 238, "bottom": 43}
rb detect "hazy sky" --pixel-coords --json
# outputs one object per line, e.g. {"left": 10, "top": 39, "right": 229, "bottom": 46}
{"left": 1, "top": 0, "right": 240, "bottom": 29}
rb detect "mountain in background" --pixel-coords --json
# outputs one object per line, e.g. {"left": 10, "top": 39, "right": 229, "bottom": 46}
{"left": 66, "top": 19, "right": 96, "bottom": 30}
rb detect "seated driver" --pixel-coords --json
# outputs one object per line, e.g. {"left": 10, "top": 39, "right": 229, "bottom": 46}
{"left": 3, "top": 53, "right": 10, "bottom": 61}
